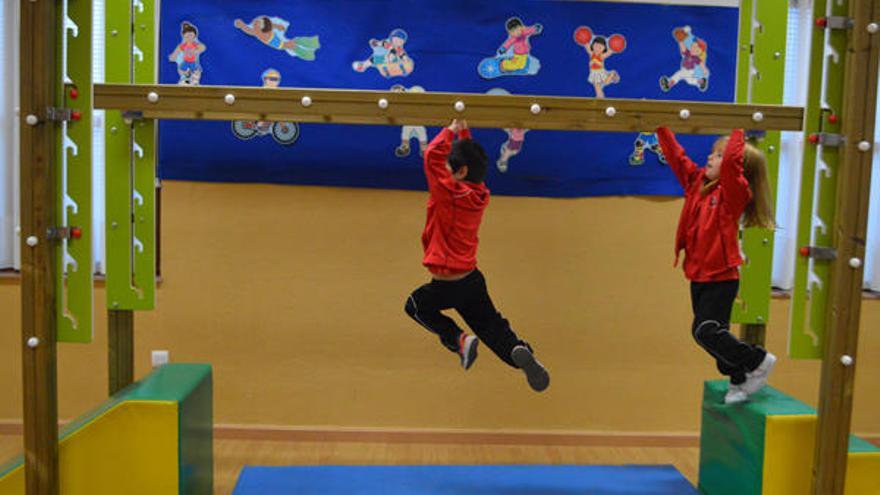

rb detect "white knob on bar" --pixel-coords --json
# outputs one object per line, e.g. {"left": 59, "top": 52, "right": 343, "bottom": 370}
{"left": 25, "top": 114, "right": 39, "bottom": 126}
{"left": 849, "top": 257, "right": 863, "bottom": 269}
{"left": 530, "top": 103, "right": 542, "bottom": 115}
{"left": 224, "top": 94, "right": 236, "bottom": 105}
{"left": 147, "top": 91, "right": 159, "bottom": 103}
{"left": 752, "top": 112, "right": 764, "bottom": 122}
{"left": 301, "top": 96, "right": 313, "bottom": 107}
{"left": 454, "top": 101, "right": 466, "bottom": 112}
{"left": 858, "top": 140, "right": 871, "bottom": 152}
{"left": 378, "top": 98, "right": 389, "bottom": 109}
{"left": 26, "top": 236, "right": 38, "bottom": 247}
{"left": 867, "top": 22, "right": 879, "bottom": 34}
{"left": 605, "top": 106, "right": 616, "bottom": 117}
{"left": 679, "top": 109, "right": 691, "bottom": 120}
{"left": 27, "top": 337, "right": 40, "bottom": 349}
{"left": 840, "top": 355, "right": 854, "bottom": 366}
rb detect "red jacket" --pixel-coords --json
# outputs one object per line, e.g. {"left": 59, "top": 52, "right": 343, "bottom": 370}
{"left": 656, "top": 128, "right": 751, "bottom": 282}
{"left": 421, "top": 128, "right": 489, "bottom": 275}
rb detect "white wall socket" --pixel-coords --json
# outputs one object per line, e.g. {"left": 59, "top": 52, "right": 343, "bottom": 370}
{"left": 151, "top": 350, "right": 170, "bottom": 368}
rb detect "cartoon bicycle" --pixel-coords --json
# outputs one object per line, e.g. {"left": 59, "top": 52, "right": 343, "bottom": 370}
{"left": 231, "top": 120, "right": 300, "bottom": 145}
{"left": 230, "top": 68, "right": 301, "bottom": 146}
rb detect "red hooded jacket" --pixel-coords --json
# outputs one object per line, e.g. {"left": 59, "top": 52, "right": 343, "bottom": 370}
{"left": 420, "top": 127, "right": 490, "bottom": 275}
{"left": 656, "top": 127, "right": 751, "bottom": 282}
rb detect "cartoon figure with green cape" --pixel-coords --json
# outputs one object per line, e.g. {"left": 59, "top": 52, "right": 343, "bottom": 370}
{"left": 234, "top": 16, "right": 320, "bottom": 61}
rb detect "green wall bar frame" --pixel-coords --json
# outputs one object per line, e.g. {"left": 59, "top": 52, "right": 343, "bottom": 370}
{"left": 731, "top": 0, "right": 787, "bottom": 326}
{"left": 789, "top": 0, "right": 847, "bottom": 359}
{"left": 56, "top": 0, "right": 93, "bottom": 343}
{"left": 132, "top": 0, "right": 157, "bottom": 308}
{"left": 105, "top": 0, "right": 155, "bottom": 310}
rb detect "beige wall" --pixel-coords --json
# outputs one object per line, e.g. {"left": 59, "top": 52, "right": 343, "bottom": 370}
{"left": 1, "top": 181, "right": 878, "bottom": 434}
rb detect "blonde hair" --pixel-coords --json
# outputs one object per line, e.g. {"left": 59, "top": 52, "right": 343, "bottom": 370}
{"left": 714, "top": 137, "right": 775, "bottom": 229}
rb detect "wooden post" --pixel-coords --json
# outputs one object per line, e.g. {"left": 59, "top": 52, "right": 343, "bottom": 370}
{"left": 812, "top": 0, "right": 880, "bottom": 493}
{"left": 741, "top": 323, "right": 766, "bottom": 347}
{"left": 19, "top": 0, "right": 60, "bottom": 494}
{"left": 108, "top": 310, "right": 134, "bottom": 395}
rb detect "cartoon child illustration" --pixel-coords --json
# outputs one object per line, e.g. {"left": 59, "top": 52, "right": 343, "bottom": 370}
{"left": 660, "top": 26, "right": 710, "bottom": 92}
{"left": 497, "top": 127, "right": 529, "bottom": 172}
{"left": 498, "top": 18, "right": 542, "bottom": 72}
{"left": 629, "top": 132, "right": 667, "bottom": 166}
{"left": 256, "top": 68, "right": 282, "bottom": 133}
{"left": 261, "top": 68, "right": 281, "bottom": 88}
{"left": 353, "top": 29, "right": 414, "bottom": 78}
{"left": 486, "top": 88, "right": 529, "bottom": 172}
{"left": 231, "top": 69, "right": 300, "bottom": 146}
{"left": 477, "top": 17, "right": 543, "bottom": 79}
{"left": 391, "top": 84, "right": 427, "bottom": 157}
{"left": 574, "top": 26, "right": 626, "bottom": 98}
{"left": 234, "top": 16, "right": 321, "bottom": 61}
{"left": 167, "top": 21, "right": 206, "bottom": 85}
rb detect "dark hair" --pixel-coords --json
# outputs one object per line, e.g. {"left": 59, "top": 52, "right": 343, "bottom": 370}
{"left": 260, "top": 17, "right": 272, "bottom": 33}
{"left": 449, "top": 139, "right": 488, "bottom": 183}
{"left": 591, "top": 36, "right": 607, "bottom": 52}
{"left": 506, "top": 17, "right": 524, "bottom": 32}
{"left": 181, "top": 22, "right": 198, "bottom": 36}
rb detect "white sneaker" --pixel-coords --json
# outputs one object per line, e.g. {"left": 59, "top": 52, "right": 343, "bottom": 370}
{"left": 458, "top": 334, "right": 479, "bottom": 370}
{"left": 742, "top": 352, "right": 777, "bottom": 395}
{"left": 724, "top": 383, "right": 748, "bottom": 404}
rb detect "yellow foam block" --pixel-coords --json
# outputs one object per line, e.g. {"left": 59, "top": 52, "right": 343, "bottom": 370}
{"left": 0, "top": 463, "right": 22, "bottom": 495}
{"left": 763, "top": 415, "right": 880, "bottom": 495}
{"left": 0, "top": 400, "right": 179, "bottom": 495}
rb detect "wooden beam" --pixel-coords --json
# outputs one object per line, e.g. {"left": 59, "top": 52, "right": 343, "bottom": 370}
{"left": 93, "top": 84, "right": 805, "bottom": 135}
{"left": 19, "top": 0, "right": 60, "bottom": 493}
{"left": 108, "top": 310, "right": 134, "bottom": 395}
{"left": 812, "top": 1, "right": 880, "bottom": 493}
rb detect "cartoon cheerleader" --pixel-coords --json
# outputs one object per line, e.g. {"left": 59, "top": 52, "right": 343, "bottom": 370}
{"left": 234, "top": 16, "right": 321, "bottom": 61}
{"left": 574, "top": 26, "right": 626, "bottom": 98}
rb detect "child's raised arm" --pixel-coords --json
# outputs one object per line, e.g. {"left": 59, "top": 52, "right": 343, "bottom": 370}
{"left": 423, "top": 125, "right": 456, "bottom": 189}
{"left": 655, "top": 127, "right": 702, "bottom": 190}
{"left": 719, "top": 129, "right": 751, "bottom": 216}
{"left": 457, "top": 119, "right": 472, "bottom": 140}
{"left": 423, "top": 120, "right": 473, "bottom": 191}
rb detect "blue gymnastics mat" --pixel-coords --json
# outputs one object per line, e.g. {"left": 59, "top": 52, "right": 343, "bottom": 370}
{"left": 232, "top": 464, "right": 699, "bottom": 494}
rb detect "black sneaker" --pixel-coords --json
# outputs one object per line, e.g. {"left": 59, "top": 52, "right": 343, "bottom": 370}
{"left": 395, "top": 143, "right": 411, "bottom": 157}
{"left": 659, "top": 76, "right": 671, "bottom": 92}
{"left": 458, "top": 334, "right": 479, "bottom": 370}
{"left": 511, "top": 345, "right": 550, "bottom": 392}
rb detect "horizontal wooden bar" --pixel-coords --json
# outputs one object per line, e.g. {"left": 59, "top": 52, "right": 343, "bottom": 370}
{"left": 94, "top": 84, "right": 805, "bottom": 135}
{"left": 214, "top": 425, "right": 701, "bottom": 447}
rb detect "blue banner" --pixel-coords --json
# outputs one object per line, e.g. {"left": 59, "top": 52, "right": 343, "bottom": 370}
{"left": 158, "top": 0, "right": 739, "bottom": 197}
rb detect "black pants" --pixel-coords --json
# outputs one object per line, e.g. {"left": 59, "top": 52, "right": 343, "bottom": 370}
{"left": 691, "top": 280, "right": 767, "bottom": 385}
{"left": 404, "top": 269, "right": 527, "bottom": 368}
